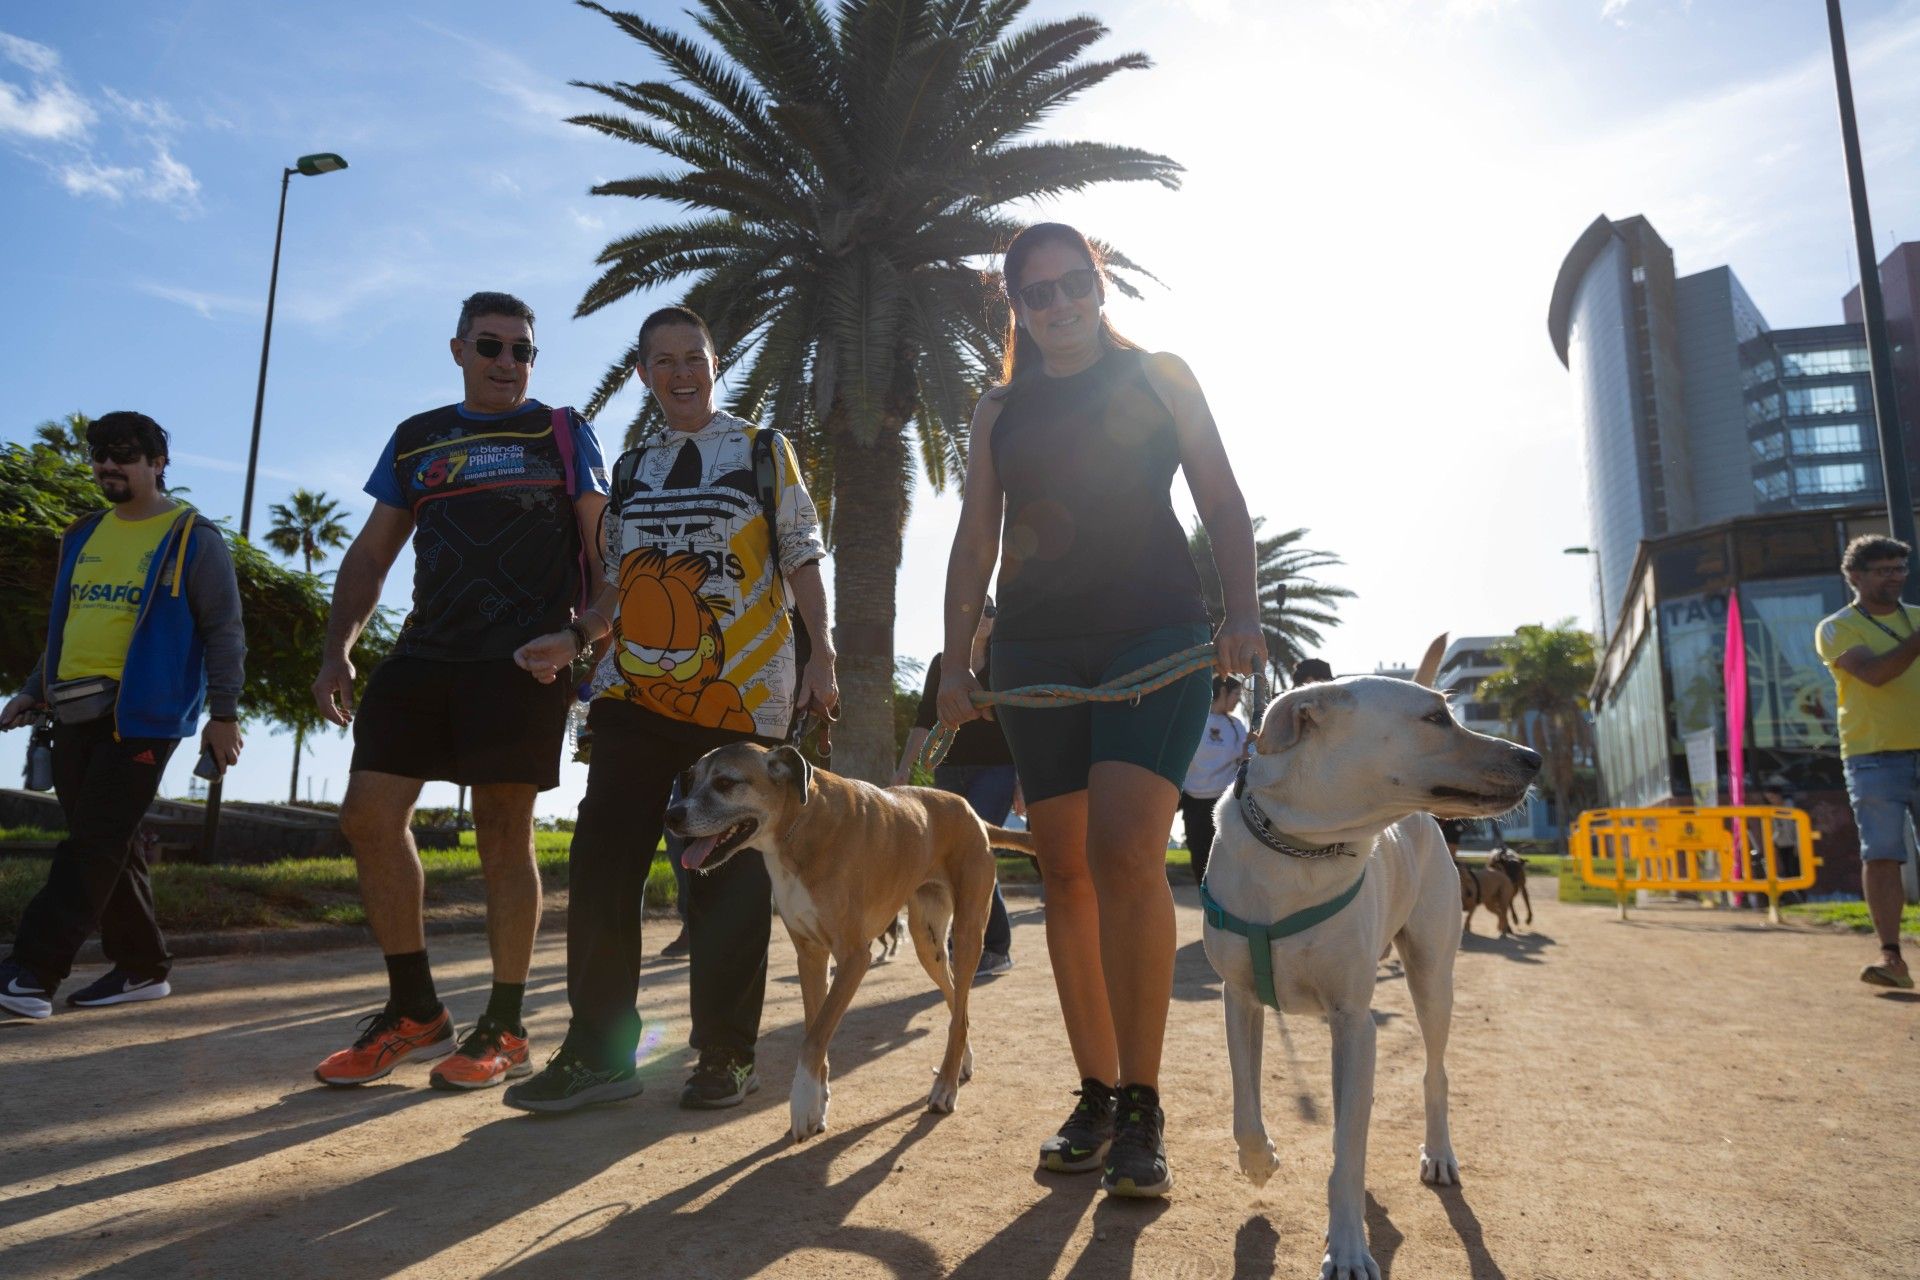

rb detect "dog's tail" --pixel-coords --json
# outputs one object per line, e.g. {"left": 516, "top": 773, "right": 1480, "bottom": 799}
{"left": 986, "top": 825, "right": 1036, "bottom": 856}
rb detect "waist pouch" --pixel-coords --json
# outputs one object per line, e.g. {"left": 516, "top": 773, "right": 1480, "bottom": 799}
{"left": 48, "top": 675, "right": 119, "bottom": 725}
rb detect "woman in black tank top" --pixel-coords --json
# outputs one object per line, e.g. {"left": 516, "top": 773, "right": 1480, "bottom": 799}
{"left": 937, "top": 223, "right": 1267, "bottom": 1197}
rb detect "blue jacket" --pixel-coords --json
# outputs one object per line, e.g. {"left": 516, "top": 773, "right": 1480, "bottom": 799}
{"left": 27, "top": 505, "right": 247, "bottom": 740}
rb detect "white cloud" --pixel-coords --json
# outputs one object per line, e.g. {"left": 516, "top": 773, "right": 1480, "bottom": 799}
{"left": 1, "top": 29, "right": 200, "bottom": 211}
{"left": 136, "top": 281, "right": 263, "bottom": 320}
{"left": 0, "top": 30, "right": 94, "bottom": 141}
{"left": 0, "top": 31, "right": 61, "bottom": 76}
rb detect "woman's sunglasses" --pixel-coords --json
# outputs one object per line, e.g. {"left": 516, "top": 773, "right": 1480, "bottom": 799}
{"left": 1014, "top": 267, "right": 1097, "bottom": 311}
{"left": 470, "top": 337, "right": 538, "bottom": 364}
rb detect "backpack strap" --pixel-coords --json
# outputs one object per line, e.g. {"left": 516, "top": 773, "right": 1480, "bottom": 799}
{"left": 548, "top": 406, "right": 595, "bottom": 614}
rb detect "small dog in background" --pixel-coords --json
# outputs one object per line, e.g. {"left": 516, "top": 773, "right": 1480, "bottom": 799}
{"left": 1487, "top": 846, "right": 1533, "bottom": 926}
{"left": 1458, "top": 859, "right": 1519, "bottom": 937}
{"left": 872, "top": 912, "right": 906, "bottom": 963}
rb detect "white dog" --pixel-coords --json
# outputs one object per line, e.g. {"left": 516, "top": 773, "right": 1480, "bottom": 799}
{"left": 1201, "top": 677, "right": 1540, "bottom": 1280}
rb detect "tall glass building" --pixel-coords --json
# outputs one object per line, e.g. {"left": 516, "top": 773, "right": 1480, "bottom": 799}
{"left": 1549, "top": 216, "right": 1920, "bottom": 643}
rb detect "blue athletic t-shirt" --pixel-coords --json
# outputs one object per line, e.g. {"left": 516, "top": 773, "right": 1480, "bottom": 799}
{"left": 365, "top": 400, "right": 608, "bottom": 661}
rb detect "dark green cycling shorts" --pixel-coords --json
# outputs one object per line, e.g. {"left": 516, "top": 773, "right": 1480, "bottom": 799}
{"left": 988, "top": 622, "right": 1213, "bottom": 805}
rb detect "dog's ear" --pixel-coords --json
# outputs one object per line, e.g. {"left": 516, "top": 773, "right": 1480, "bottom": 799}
{"left": 1255, "top": 684, "right": 1352, "bottom": 755}
{"left": 766, "top": 744, "right": 813, "bottom": 805}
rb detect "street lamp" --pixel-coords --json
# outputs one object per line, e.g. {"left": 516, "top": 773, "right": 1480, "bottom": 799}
{"left": 239, "top": 152, "right": 348, "bottom": 539}
{"left": 1825, "top": 1, "right": 1918, "bottom": 602}
{"left": 1565, "top": 547, "right": 1606, "bottom": 646}
{"left": 211, "top": 153, "right": 346, "bottom": 857}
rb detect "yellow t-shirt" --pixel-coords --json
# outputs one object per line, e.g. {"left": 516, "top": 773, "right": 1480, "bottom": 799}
{"left": 57, "top": 506, "right": 180, "bottom": 682}
{"left": 1814, "top": 601, "right": 1920, "bottom": 757}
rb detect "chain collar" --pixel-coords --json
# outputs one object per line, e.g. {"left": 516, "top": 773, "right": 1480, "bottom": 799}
{"left": 1233, "top": 761, "right": 1355, "bottom": 860}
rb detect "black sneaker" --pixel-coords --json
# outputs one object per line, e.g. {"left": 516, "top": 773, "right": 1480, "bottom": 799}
{"left": 679, "top": 1051, "right": 758, "bottom": 1109}
{"left": 67, "top": 967, "right": 171, "bottom": 1009}
{"left": 1101, "top": 1083, "right": 1171, "bottom": 1197}
{"left": 1038, "top": 1078, "right": 1117, "bottom": 1173}
{"left": 501, "top": 1046, "right": 644, "bottom": 1114}
{"left": 0, "top": 961, "right": 53, "bottom": 1020}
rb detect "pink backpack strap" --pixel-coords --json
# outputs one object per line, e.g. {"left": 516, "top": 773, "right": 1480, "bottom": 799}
{"left": 550, "top": 406, "right": 592, "bottom": 612}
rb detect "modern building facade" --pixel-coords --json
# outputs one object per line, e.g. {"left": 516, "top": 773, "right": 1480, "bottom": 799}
{"left": 1549, "top": 215, "right": 1920, "bottom": 644}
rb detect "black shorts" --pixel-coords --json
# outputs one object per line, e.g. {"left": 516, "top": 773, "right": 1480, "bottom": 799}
{"left": 350, "top": 654, "right": 573, "bottom": 790}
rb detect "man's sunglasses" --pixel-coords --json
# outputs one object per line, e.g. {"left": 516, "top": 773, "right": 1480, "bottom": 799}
{"left": 90, "top": 443, "right": 148, "bottom": 465}
{"left": 1014, "top": 267, "right": 1097, "bottom": 311}
{"left": 469, "top": 337, "right": 538, "bottom": 364}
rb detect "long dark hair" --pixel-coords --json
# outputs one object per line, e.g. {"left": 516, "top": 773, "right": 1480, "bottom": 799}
{"left": 999, "top": 222, "right": 1141, "bottom": 383}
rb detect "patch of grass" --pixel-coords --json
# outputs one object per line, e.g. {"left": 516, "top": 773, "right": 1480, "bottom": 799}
{"left": 1783, "top": 900, "right": 1920, "bottom": 936}
{"left": 0, "top": 826, "right": 64, "bottom": 844}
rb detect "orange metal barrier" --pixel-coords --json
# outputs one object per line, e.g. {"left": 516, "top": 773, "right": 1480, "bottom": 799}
{"left": 1570, "top": 806, "right": 1821, "bottom": 922}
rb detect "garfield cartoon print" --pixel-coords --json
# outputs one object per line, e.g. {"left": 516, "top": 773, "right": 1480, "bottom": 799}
{"left": 614, "top": 548, "right": 753, "bottom": 732}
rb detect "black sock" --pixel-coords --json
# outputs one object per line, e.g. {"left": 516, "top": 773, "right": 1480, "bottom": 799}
{"left": 483, "top": 981, "right": 525, "bottom": 1032}
{"left": 383, "top": 951, "right": 439, "bottom": 1020}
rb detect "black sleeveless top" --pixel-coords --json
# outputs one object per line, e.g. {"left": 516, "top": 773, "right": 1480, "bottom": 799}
{"left": 989, "top": 348, "right": 1208, "bottom": 641}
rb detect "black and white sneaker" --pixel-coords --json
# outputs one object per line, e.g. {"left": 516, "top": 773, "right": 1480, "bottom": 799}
{"left": 678, "top": 1051, "right": 758, "bottom": 1109}
{"left": 0, "top": 962, "right": 53, "bottom": 1020}
{"left": 501, "top": 1046, "right": 644, "bottom": 1114}
{"left": 1101, "top": 1083, "right": 1172, "bottom": 1197}
{"left": 1038, "top": 1078, "right": 1117, "bottom": 1173}
{"left": 67, "top": 968, "right": 172, "bottom": 1009}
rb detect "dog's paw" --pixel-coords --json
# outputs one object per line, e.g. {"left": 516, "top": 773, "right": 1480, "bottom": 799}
{"left": 1419, "top": 1144, "right": 1459, "bottom": 1186}
{"left": 927, "top": 1074, "right": 959, "bottom": 1114}
{"left": 1320, "top": 1240, "right": 1381, "bottom": 1280}
{"left": 789, "top": 1067, "right": 830, "bottom": 1143}
{"left": 1236, "top": 1139, "right": 1279, "bottom": 1186}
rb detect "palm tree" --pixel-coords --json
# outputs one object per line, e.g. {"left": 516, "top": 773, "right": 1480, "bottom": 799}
{"left": 1188, "top": 520, "right": 1354, "bottom": 690}
{"left": 569, "top": 0, "right": 1179, "bottom": 781}
{"left": 32, "top": 413, "right": 90, "bottom": 459}
{"left": 264, "top": 489, "right": 351, "bottom": 575}
{"left": 264, "top": 489, "right": 351, "bottom": 802}
{"left": 1477, "top": 621, "right": 1597, "bottom": 850}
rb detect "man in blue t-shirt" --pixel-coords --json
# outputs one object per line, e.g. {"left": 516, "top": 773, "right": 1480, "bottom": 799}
{"left": 308, "top": 291, "right": 609, "bottom": 1091}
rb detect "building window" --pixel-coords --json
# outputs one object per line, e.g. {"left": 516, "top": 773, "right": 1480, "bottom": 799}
{"left": 1781, "top": 346, "right": 1870, "bottom": 378}
{"left": 1793, "top": 462, "right": 1868, "bottom": 495}
{"left": 1747, "top": 393, "right": 1782, "bottom": 426}
{"left": 1789, "top": 423, "right": 1864, "bottom": 455}
{"left": 1741, "top": 357, "right": 1778, "bottom": 391}
{"left": 1754, "top": 471, "right": 1790, "bottom": 502}
{"left": 1751, "top": 432, "right": 1786, "bottom": 462}
{"left": 1786, "top": 384, "right": 1859, "bottom": 416}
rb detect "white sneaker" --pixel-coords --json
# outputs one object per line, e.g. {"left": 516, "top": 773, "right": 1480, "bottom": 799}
{"left": 66, "top": 968, "right": 172, "bottom": 1008}
{"left": 0, "top": 964, "right": 53, "bottom": 1019}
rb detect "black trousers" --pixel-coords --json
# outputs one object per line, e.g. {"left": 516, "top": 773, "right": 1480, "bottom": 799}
{"left": 8, "top": 718, "right": 179, "bottom": 988}
{"left": 566, "top": 698, "right": 770, "bottom": 1072}
{"left": 1178, "top": 791, "right": 1221, "bottom": 887}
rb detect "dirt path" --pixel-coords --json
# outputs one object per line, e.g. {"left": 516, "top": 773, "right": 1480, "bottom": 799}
{"left": 1, "top": 881, "right": 1914, "bottom": 1279}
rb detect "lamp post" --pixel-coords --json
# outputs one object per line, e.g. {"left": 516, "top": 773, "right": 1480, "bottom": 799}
{"left": 208, "top": 153, "right": 347, "bottom": 858}
{"left": 1825, "top": 1, "right": 1918, "bottom": 602}
{"left": 1565, "top": 546, "right": 1606, "bottom": 645}
{"left": 238, "top": 152, "right": 348, "bottom": 539}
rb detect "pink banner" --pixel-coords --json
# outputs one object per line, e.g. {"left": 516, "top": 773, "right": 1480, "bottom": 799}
{"left": 1724, "top": 588, "right": 1748, "bottom": 882}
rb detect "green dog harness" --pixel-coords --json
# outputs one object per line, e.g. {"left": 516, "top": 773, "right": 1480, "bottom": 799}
{"left": 1200, "top": 869, "right": 1368, "bottom": 1010}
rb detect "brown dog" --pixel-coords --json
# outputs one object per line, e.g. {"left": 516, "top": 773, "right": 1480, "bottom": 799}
{"left": 666, "top": 743, "right": 1033, "bottom": 1142}
{"left": 1457, "top": 860, "right": 1520, "bottom": 937}
{"left": 1488, "top": 847, "right": 1533, "bottom": 925}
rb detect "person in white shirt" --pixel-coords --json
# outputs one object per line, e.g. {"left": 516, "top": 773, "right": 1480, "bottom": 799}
{"left": 1176, "top": 677, "right": 1248, "bottom": 885}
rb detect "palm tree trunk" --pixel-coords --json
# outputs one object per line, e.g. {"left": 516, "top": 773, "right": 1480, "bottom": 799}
{"left": 289, "top": 722, "right": 305, "bottom": 805}
{"left": 827, "top": 426, "right": 908, "bottom": 783}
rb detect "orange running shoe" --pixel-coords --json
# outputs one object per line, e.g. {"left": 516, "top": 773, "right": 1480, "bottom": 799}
{"left": 429, "top": 1016, "right": 531, "bottom": 1091}
{"left": 313, "top": 1006, "right": 454, "bottom": 1085}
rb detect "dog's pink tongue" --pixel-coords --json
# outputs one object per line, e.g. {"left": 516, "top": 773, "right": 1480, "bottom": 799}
{"left": 681, "top": 834, "right": 720, "bottom": 870}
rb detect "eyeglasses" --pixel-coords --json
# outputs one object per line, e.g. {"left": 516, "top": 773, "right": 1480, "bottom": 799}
{"left": 1014, "top": 268, "right": 1097, "bottom": 311}
{"left": 90, "top": 443, "right": 146, "bottom": 465}
{"left": 1862, "top": 564, "right": 1911, "bottom": 577}
{"left": 469, "top": 337, "right": 537, "bottom": 364}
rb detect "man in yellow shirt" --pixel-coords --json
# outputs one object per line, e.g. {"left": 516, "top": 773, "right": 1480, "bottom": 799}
{"left": 0, "top": 412, "right": 246, "bottom": 1019}
{"left": 1814, "top": 534, "right": 1920, "bottom": 989}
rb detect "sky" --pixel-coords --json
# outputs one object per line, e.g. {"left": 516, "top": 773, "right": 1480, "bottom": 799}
{"left": 3, "top": 0, "right": 1919, "bottom": 819}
